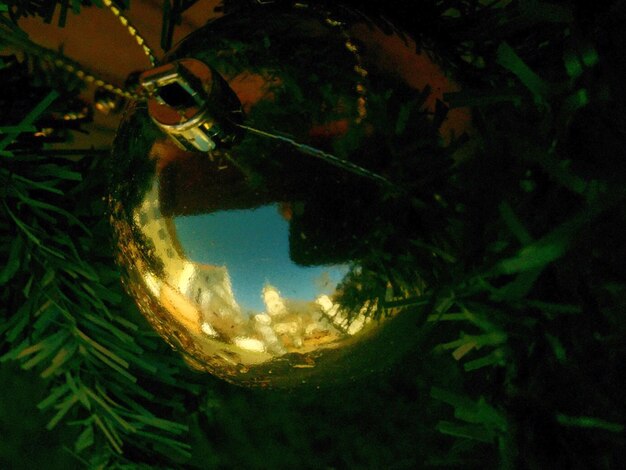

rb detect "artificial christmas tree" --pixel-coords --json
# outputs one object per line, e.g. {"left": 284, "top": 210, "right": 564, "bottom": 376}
{"left": 1, "top": 1, "right": 625, "bottom": 468}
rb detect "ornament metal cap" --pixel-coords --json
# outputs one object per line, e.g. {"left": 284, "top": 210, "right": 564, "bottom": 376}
{"left": 140, "top": 58, "right": 243, "bottom": 152}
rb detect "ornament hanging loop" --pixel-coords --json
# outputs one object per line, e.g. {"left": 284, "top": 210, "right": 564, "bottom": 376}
{"left": 140, "top": 58, "right": 244, "bottom": 152}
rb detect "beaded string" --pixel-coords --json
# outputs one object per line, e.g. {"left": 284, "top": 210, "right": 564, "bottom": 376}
{"left": 102, "top": 0, "right": 157, "bottom": 67}
{"left": 0, "top": 2, "right": 157, "bottom": 100}
{"left": 233, "top": 4, "right": 389, "bottom": 187}
{"left": 0, "top": 25, "right": 136, "bottom": 99}
{"left": 317, "top": 4, "right": 369, "bottom": 123}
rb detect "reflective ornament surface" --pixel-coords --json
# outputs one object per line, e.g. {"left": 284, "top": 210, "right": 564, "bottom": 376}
{"left": 110, "top": 2, "right": 470, "bottom": 387}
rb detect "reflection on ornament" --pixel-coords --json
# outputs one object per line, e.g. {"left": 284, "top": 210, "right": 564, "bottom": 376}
{"left": 110, "top": 2, "right": 471, "bottom": 387}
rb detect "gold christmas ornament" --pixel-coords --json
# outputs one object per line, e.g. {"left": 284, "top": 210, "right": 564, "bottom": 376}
{"left": 110, "top": 2, "right": 470, "bottom": 387}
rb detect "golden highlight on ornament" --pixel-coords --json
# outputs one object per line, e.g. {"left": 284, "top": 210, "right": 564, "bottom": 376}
{"left": 109, "top": 2, "right": 471, "bottom": 387}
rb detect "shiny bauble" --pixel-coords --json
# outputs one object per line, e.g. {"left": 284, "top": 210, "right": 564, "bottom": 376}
{"left": 109, "top": 2, "right": 470, "bottom": 388}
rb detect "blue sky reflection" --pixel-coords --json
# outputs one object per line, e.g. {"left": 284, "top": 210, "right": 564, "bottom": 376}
{"left": 174, "top": 204, "right": 348, "bottom": 312}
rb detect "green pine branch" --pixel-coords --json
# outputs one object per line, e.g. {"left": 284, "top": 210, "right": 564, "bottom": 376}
{"left": 0, "top": 93, "right": 203, "bottom": 467}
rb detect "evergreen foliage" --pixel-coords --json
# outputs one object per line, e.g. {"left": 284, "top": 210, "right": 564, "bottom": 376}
{"left": 1, "top": 0, "right": 625, "bottom": 468}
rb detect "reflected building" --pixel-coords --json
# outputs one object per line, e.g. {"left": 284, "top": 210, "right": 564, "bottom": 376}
{"left": 127, "top": 179, "right": 364, "bottom": 367}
